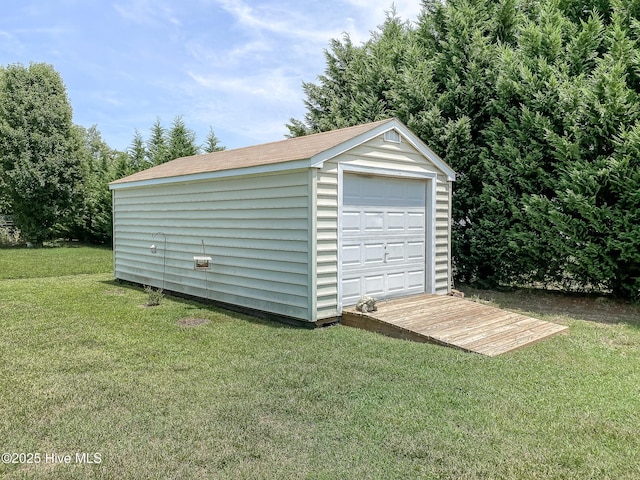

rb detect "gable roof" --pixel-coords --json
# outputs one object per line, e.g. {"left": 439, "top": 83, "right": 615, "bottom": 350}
{"left": 110, "top": 118, "right": 455, "bottom": 189}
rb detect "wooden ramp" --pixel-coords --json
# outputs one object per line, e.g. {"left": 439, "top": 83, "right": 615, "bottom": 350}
{"left": 341, "top": 294, "right": 568, "bottom": 356}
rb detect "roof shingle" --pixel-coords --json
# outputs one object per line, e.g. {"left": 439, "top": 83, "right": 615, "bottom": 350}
{"left": 110, "top": 119, "right": 392, "bottom": 185}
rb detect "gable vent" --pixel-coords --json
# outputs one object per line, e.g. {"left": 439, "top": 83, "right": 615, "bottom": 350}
{"left": 383, "top": 130, "right": 401, "bottom": 143}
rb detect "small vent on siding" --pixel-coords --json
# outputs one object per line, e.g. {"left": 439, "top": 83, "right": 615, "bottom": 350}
{"left": 383, "top": 130, "right": 401, "bottom": 143}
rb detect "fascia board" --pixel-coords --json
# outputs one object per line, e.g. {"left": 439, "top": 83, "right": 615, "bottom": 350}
{"left": 109, "top": 158, "right": 312, "bottom": 190}
{"left": 309, "top": 120, "right": 397, "bottom": 168}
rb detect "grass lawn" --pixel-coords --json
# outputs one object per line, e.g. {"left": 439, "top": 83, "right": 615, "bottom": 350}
{"left": 0, "top": 243, "right": 113, "bottom": 279}
{"left": 1, "top": 247, "right": 639, "bottom": 479}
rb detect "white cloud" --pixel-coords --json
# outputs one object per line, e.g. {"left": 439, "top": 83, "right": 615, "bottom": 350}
{"left": 186, "top": 38, "right": 272, "bottom": 67}
{"left": 187, "top": 68, "right": 301, "bottom": 102}
{"left": 12, "top": 26, "right": 73, "bottom": 35}
{"left": 0, "top": 30, "right": 23, "bottom": 53}
{"left": 184, "top": 63, "right": 306, "bottom": 146}
{"left": 113, "top": 0, "right": 181, "bottom": 27}
{"left": 341, "top": 0, "right": 423, "bottom": 42}
{"left": 343, "top": 0, "right": 422, "bottom": 20}
{"left": 213, "top": 0, "right": 352, "bottom": 44}
{"left": 177, "top": 0, "right": 426, "bottom": 148}
{"left": 0, "top": 30, "right": 12, "bottom": 39}
{"left": 3, "top": 0, "right": 427, "bottom": 151}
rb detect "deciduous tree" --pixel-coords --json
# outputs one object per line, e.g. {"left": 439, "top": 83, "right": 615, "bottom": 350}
{"left": 0, "top": 63, "right": 82, "bottom": 245}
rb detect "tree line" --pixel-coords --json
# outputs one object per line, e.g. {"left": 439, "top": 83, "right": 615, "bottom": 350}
{"left": 2, "top": 0, "right": 639, "bottom": 299}
{"left": 0, "top": 62, "right": 224, "bottom": 246}
{"left": 288, "top": 0, "right": 640, "bottom": 300}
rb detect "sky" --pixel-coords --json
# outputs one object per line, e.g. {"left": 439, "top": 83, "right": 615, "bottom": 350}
{"left": 0, "top": 0, "right": 423, "bottom": 152}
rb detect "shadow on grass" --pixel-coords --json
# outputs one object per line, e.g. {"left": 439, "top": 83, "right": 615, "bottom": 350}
{"left": 459, "top": 284, "right": 640, "bottom": 328}
{"left": 99, "top": 279, "right": 307, "bottom": 331}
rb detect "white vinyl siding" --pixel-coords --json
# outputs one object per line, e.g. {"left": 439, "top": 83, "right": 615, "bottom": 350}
{"left": 435, "top": 174, "right": 452, "bottom": 293}
{"left": 316, "top": 165, "right": 340, "bottom": 318}
{"left": 113, "top": 170, "right": 312, "bottom": 320}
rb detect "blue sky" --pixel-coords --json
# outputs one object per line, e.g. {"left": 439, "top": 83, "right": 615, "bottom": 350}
{"left": 0, "top": 0, "right": 422, "bottom": 152}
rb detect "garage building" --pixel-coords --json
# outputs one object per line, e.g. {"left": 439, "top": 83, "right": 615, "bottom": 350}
{"left": 109, "top": 118, "right": 456, "bottom": 324}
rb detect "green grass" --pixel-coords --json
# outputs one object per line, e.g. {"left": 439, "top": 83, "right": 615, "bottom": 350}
{"left": 1, "top": 248, "right": 639, "bottom": 479}
{"left": 0, "top": 244, "right": 113, "bottom": 279}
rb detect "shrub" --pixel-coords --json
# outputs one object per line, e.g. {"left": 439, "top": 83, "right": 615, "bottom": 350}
{"left": 144, "top": 285, "right": 164, "bottom": 306}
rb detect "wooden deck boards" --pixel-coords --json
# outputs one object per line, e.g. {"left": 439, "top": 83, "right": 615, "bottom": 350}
{"left": 341, "top": 294, "right": 568, "bottom": 356}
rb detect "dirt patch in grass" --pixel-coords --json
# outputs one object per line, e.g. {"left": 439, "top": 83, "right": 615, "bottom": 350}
{"left": 177, "top": 317, "right": 210, "bottom": 327}
{"left": 459, "top": 285, "right": 640, "bottom": 326}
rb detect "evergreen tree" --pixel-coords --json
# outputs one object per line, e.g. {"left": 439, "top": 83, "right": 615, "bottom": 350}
{"left": 285, "top": 118, "right": 310, "bottom": 138}
{"left": 146, "top": 118, "right": 169, "bottom": 165}
{"left": 203, "top": 127, "right": 225, "bottom": 152}
{"left": 112, "top": 150, "right": 135, "bottom": 181}
{"left": 128, "top": 129, "right": 148, "bottom": 172}
{"left": 411, "top": 0, "right": 504, "bottom": 283}
{"left": 167, "top": 115, "right": 199, "bottom": 160}
{"left": 460, "top": 0, "right": 640, "bottom": 297}
{"left": 290, "top": 0, "right": 640, "bottom": 298}
{"left": 289, "top": 10, "right": 415, "bottom": 134}
{"left": 68, "top": 125, "right": 118, "bottom": 243}
{"left": 468, "top": 2, "right": 577, "bottom": 285}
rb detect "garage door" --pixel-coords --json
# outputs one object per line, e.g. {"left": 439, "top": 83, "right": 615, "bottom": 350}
{"left": 341, "top": 174, "right": 426, "bottom": 306}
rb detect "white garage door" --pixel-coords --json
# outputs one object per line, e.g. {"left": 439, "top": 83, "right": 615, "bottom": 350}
{"left": 341, "top": 174, "right": 427, "bottom": 306}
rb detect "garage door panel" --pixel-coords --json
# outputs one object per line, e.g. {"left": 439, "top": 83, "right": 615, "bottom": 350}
{"left": 342, "top": 209, "right": 426, "bottom": 237}
{"left": 341, "top": 174, "right": 428, "bottom": 306}
{"left": 387, "top": 212, "right": 405, "bottom": 231}
{"left": 386, "top": 242, "right": 405, "bottom": 262}
{"left": 342, "top": 244, "right": 361, "bottom": 266}
{"left": 342, "top": 211, "right": 361, "bottom": 232}
{"left": 342, "top": 268, "right": 426, "bottom": 302}
{"left": 364, "top": 212, "right": 384, "bottom": 231}
{"left": 407, "top": 269, "right": 426, "bottom": 289}
{"left": 344, "top": 239, "right": 425, "bottom": 266}
{"left": 364, "top": 243, "right": 385, "bottom": 264}
{"left": 344, "top": 175, "right": 425, "bottom": 207}
{"left": 364, "top": 275, "right": 385, "bottom": 296}
{"left": 385, "top": 182, "right": 406, "bottom": 202}
{"left": 342, "top": 277, "right": 362, "bottom": 304}
{"left": 407, "top": 241, "right": 426, "bottom": 260}
{"left": 387, "top": 272, "right": 406, "bottom": 293}
{"left": 407, "top": 212, "right": 425, "bottom": 230}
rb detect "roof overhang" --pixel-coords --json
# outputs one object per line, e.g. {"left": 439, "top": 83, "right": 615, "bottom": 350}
{"left": 109, "top": 158, "right": 312, "bottom": 190}
{"left": 110, "top": 118, "right": 455, "bottom": 191}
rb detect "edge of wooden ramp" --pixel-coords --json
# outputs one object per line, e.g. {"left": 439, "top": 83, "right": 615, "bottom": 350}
{"left": 341, "top": 294, "right": 568, "bottom": 356}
